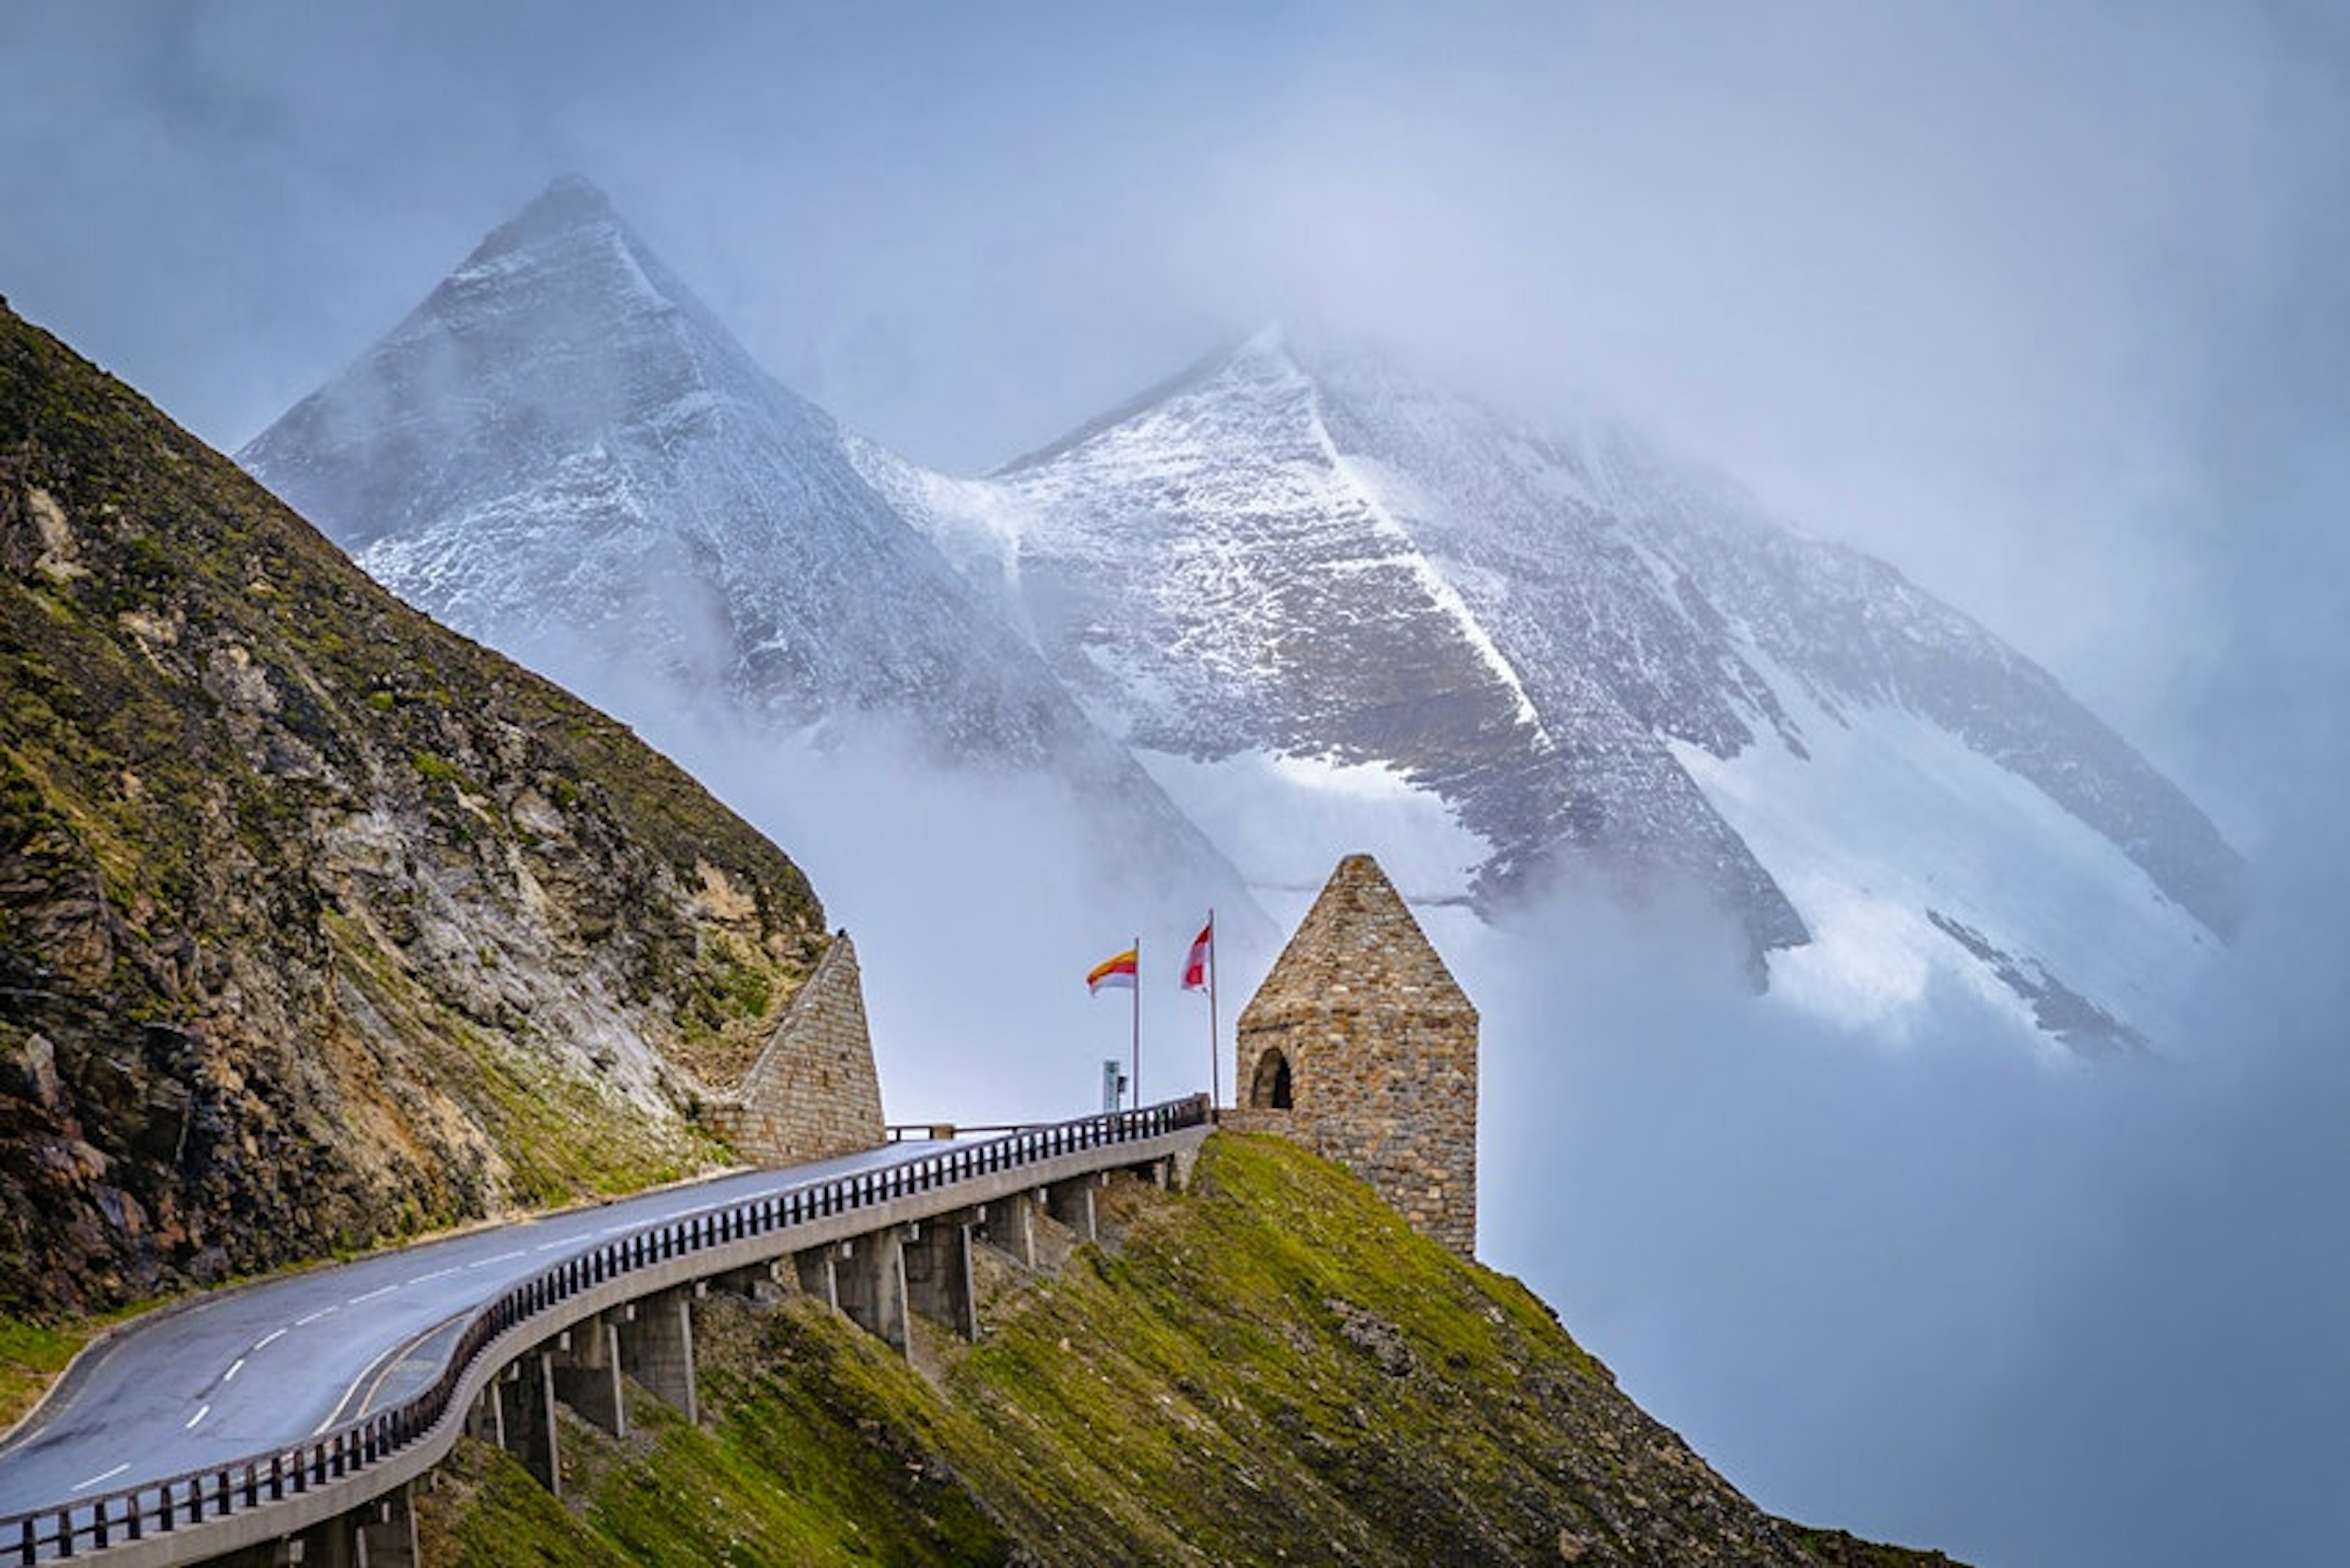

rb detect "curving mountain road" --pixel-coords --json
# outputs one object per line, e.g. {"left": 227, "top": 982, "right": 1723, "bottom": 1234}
{"left": 0, "top": 1140, "right": 946, "bottom": 1516}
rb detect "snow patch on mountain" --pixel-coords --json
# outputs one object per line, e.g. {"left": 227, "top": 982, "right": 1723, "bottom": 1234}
{"left": 1669, "top": 674, "right": 2217, "bottom": 1050}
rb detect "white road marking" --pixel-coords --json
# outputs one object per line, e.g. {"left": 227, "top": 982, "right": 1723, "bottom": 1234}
{"left": 184, "top": 1403, "right": 210, "bottom": 1430}
{"left": 13, "top": 1147, "right": 947, "bottom": 1493}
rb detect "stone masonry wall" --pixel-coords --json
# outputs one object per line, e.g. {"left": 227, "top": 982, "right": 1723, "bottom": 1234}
{"left": 707, "top": 931, "right": 884, "bottom": 1164}
{"left": 1234, "top": 854, "right": 1478, "bottom": 1255}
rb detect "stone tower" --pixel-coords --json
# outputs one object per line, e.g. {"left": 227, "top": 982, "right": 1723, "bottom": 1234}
{"left": 1233, "top": 854, "right": 1479, "bottom": 1255}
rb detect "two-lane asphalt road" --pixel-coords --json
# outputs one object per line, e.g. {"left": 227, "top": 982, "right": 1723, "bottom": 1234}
{"left": 0, "top": 1140, "right": 946, "bottom": 1515}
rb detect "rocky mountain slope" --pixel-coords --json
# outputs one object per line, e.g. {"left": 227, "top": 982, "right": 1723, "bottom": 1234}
{"left": 873, "top": 329, "right": 2244, "bottom": 1050}
{"left": 0, "top": 300, "right": 831, "bottom": 1315}
{"left": 234, "top": 174, "right": 2239, "bottom": 1053}
{"left": 418, "top": 1133, "right": 1961, "bottom": 1567}
{"left": 238, "top": 179, "right": 1248, "bottom": 922}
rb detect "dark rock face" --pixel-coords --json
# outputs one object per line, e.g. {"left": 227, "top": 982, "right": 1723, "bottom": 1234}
{"left": 0, "top": 303, "right": 830, "bottom": 1315}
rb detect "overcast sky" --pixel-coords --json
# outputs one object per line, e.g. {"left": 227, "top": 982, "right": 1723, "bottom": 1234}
{"left": 5, "top": 1, "right": 2344, "bottom": 813}
{"left": 6, "top": 5, "right": 2349, "bottom": 1563}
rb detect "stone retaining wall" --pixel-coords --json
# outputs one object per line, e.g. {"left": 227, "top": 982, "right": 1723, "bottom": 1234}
{"left": 707, "top": 931, "right": 884, "bottom": 1163}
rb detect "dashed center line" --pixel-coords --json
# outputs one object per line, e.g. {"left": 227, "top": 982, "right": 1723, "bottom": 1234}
{"left": 348, "top": 1285, "right": 397, "bottom": 1305}
{"left": 69, "top": 1463, "right": 129, "bottom": 1492}
{"left": 293, "top": 1306, "right": 338, "bottom": 1327}
{"left": 464, "top": 1249, "right": 526, "bottom": 1271}
{"left": 406, "top": 1266, "right": 460, "bottom": 1286}
{"left": 254, "top": 1328, "right": 288, "bottom": 1350}
{"left": 223, "top": 1357, "right": 246, "bottom": 1384}
{"left": 184, "top": 1404, "right": 211, "bottom": 1430}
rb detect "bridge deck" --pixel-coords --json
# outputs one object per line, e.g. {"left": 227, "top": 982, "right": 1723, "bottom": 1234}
{"left": 0, "top": 1097, "right": 1209, "bottom": 1565}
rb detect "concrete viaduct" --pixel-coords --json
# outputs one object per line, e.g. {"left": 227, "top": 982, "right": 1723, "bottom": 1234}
{"left": 0, "top": 1096, "right": 1210, "bottom": 1566}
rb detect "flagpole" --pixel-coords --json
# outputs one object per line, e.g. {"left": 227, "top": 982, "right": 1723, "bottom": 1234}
{"left": 1130, "top": 935, "right": 1142, "bottom": 1109}
{"left": 1206, "top": 909, "right": 1220, "bottom": 1109}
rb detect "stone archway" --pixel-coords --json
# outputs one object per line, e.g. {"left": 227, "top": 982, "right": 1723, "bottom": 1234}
{"left": 1248, "top": 1046, "right": 1293, "bottom": 1110}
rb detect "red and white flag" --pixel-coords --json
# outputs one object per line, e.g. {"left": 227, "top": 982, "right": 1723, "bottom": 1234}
{"left": 1181, "top": 917, "right": 1213, "bottom": 991}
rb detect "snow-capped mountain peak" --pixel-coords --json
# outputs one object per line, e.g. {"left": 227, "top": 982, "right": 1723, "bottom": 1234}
{"left": 241, "top": 177, "right": 1264, "bottom": 980}
{"left": 881, "top": 334, "right": 2244, "bottom": 1051}
{"left": 243, "top": 178, "right": 2241, "bottom": 1057}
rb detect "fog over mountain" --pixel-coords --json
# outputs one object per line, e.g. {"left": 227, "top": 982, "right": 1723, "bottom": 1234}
{"left": 871, "top": 326, "right": 2241, "bottom": 1053}
{"left": 240, "top": 179, "right": 1270, "bottom": 1118}
{"left": 246, "top": 174, "right": 2244, "bottom": 1067}
{"left": 6, "top": 5, "right": 2349, "bottom": 1563}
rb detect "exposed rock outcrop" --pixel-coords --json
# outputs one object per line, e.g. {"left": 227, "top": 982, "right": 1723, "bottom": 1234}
{"left": 0, "top": 302, "right": 830, "bottom": 1315}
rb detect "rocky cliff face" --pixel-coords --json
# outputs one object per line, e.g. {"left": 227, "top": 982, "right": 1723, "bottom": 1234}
{"left": 0, "top": 302, "right": 832, "bottom": 1315}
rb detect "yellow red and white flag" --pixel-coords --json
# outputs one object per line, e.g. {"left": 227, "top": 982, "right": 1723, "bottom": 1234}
{"left": 1086, "top": 947, "right": 1139, "bottom": 994}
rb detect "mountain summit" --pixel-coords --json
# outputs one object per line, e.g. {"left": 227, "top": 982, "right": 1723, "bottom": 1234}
{"left": 241, "top": 179, "right": 1255, "bottom": 973}
{"left": 245, "top": 180, "right": 2240, "bottom": 1056}
{"left": 870, "top": 329, "right": 2244, "bottom": 1051}
{"left": 244, "top": 176, "right": 1056, "bottom": 747}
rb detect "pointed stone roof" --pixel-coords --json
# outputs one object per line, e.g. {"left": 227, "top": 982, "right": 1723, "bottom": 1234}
{"left": 745, "top": 930, "right": 870, "bottom": 1082}
{"left": 1240, "top": 853, "right": 1474, "bottom": 1028}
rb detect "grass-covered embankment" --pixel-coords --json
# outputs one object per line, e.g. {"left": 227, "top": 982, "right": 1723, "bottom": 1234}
{"left": 419, "top": 1133, "right": 1962, "bottom": 1566}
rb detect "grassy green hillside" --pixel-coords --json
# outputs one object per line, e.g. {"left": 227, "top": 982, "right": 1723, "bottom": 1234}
{"left": 419, "top": 1133, "right": 1961, "bottom": 1567}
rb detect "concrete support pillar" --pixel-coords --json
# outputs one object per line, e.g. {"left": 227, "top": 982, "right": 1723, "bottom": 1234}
{"left": 215, "top": 1533, "right": 321, "bottom": 1566}
{"left": 795, "top": 1245, "right": 840, "bottom": 1308}
{"left": 986, "top": 1190, "right": 1042, "bottom": 1267}
{"left": 977, "top": 1194, "right": 1043, "bottom": 1269}
{"left": 617, "top": 1288, "right": 699, "bottom": 1426}
{"left": 463, "top": 1381, "right": 504, "bottom": 1448}
{"left": 835, "top": 1228, "right": 911, "bottom": 1353}
{"left": 714, "top": 1259, "right": 786, "bottom": 1304}
{"left": 551, "top": 1320, "right": 627, "bottom": 1438}
{"left": 1046, "top": 1175, "right": 1099, "bottom": 1242}
{"left": 353, "top": 1482, "right": 420, "bottom": 1568}
{"left": 904, "top": 1215, "right": 978, "bottom": 1340}
{"left": 261, "top": 1513, "right": 355, "bottom": 1568}
{"left": 494, "top": 1351, "right": 562, "bottom": 1498}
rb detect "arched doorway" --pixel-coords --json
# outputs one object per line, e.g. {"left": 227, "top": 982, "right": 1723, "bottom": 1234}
{"left": 1248, "top": 1046, "right": 1294, "bottom": 1110}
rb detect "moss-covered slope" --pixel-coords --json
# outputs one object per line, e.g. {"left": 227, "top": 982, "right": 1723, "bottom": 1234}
{"left": 423, "top": 1133, "right": 1960, "bottom": 1566}
{"left": 0, "top": 302, "right": 828, "bottom": 1315}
